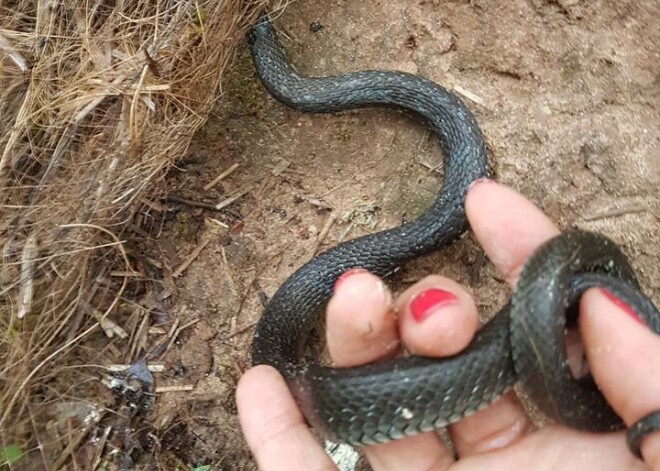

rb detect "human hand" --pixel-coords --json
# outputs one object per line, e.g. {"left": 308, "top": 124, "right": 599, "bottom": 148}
{"left": 236, "top": 180, "right": 660, "bottom": 470}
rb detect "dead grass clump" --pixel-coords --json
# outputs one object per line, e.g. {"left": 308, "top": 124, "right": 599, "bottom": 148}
{"left": 0, "top": 0, "right": 266, "bottom": 467}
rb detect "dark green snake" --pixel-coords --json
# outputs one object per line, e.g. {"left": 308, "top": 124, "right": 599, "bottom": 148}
{"left": 246, "top": 13, "right": 660, "bottom": 457}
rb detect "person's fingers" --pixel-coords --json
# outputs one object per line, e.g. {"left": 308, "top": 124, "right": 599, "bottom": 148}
{"left": 446, "top": 179, "right": 560, "bottom": 456}
{"left": 451, "top": 426, "right": 645, "bottom": 471}
{"left": 236, "top": 366, "right": 336, "bottom": 471}
{"left": 581, "top": 288, "right": 660, "bottom": 468}
{"left": 326, "top": 269, "right": 399, "bottom": 366}
{"left": 466, "top": 179, "right": 560, "bottom": 286}
{"left": 362, "top": 438, "right": 454, "bottom": 471}
{"left": 394, "top": 275, "right": 480, "bottom": 357}
{"left": 448, "top": 393, "right": 535, "bottom": 457}
{"left": 327, "top": 271, "right": 454, "bottom": 471}
{"left": 394, "top": 273, "right": 534, "bottom": 457}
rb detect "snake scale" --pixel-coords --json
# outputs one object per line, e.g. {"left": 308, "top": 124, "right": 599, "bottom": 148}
{"left": 246, "top": 12, "right": 660, "bottom": 454}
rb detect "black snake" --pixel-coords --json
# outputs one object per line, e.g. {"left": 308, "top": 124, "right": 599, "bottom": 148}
{"left": 246, "top": 12, "right": 660, "bottom": 458}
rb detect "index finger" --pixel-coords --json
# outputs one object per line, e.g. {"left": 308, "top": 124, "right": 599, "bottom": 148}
{"left": 465, "top": 179, "right": 560, "bottom": 287}
{"left": 447, "top": 179, "right": 559, "bottom": 457}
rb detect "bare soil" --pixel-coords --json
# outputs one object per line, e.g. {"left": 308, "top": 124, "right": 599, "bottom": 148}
{"left": 151, "top": 0, "right": 659, "bottom": 469}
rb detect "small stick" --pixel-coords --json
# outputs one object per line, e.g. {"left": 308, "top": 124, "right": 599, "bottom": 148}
{"left": 109, "top": 270, "right": 143, "bottom": 278}
{"left": 96, "top": 315, "right": 128, "bottom": 339}
{"left": 418, "top": 160, "right": 442, "bottom": 174}
{"left": 148, "top": 326, "right": 167, "bottom": 335}
{"left": 0, "top": 33, "right": 28, "bottom": 72}
{"left": 140, "top": 198, "right": 166, "bottom": 212}
{"left": 232, "top": 269, "right": 259, "bottom": 332}
{"left": 206, "top": 217, "right": 229, "bottom": 229}
{"left": 163, "top": 319, "right": 200, "bottom": 356}
{"left": 106, "top": 364, "right": 165, "bottom": 372}
{"left": 338, "top": 223, "right": 354, "bottom": 242}
{"left": 155, "top": 385, "right": 194, "bottom": 393}
{"left": 255, "top": 174, "right": 273, "bottom": 199}
{"left": 166, "top": 195, "right": 217, "bottom": 210}
{"left": 215, "top": 188, "right": 252, "bottom": 210}
{"left": 166, "top": 318, "right": 181, "bottom": 340}
{"left": 82, "top": 299, "right": 129, "bottom": 339}
{"left": 306, "top": 197, "right": 334, "bottom": 210}
{"left": 310, "top": 213, "right": 336, "bottom": 258}
{"left": 17, "top": 234, "right": 38, "bottom": 319}
{"left": 173, "top": 238, "right": 211, "bottom": 277}
{"left": 227, "top": 320, "right": 258, "bottom": 338}
{"left": 128, "top": 306, "right": 151, "bottom": 361}
{"left": 92, "top": 426, "right": 113, "bottom": 470}
{"left": 319, "top": 181, "right": 350, "bottom": 198}
{"left": 203, "top": 163, "right": 240, "bottom": 191}
{"left": 452, "top": 84, "right": 489, "bottom": 109}
{"left": 583, "top": 205, "right": 647, "bottom": 222}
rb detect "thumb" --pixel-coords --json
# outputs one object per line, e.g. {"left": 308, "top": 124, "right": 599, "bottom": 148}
{"left": 580, "top": 287, "right": 660, "bottom": 468}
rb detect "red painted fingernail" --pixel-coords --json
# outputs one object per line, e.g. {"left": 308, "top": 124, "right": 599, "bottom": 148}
{"left": 410, "top": 288, "right": 459, "bottom": 322}
{"left": 334, "top": 268, "right": 368, "bottom": 290}
{"left": 599, "top": 288, "right": 645, "bottom": 326}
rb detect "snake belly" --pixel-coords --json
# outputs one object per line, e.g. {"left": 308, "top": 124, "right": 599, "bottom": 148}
{"left": 247, "top": 14, "right": 660, "bottom": 446}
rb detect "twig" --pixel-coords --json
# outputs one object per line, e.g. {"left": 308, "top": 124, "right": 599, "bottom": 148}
{"left": 155, "top": 385, "right": 194, "bottom": 393}
{"left": 140, "top": 198, "right": 166, "bottom": 212}
{"left": 18, "top": 234, "right": 38, "bottom": 319}
{"left": 253, "top": 278, "right": 269, "bottom": 307}
{"left": 232, "top": 269, "right": 259, "bottom": 331}
{"left": 128, "top": 306, "right": 151, "bottom": 362}
{"left": 338, "top": 223, "right": 354, "bottom": 242}
{"left": 166, "top": 318, "right": 181, "bottom": 341}
{"left": 583, "top": 205, "right": 647, "bottom": 221}
{"left": 452, "top": 84, "right": 489, "bottom": 109}
{"left": 215, "top": 187, "right": 253, "bottom": 210}
{"left": 92, "top": 426, "right": 113, "bottom": 470}
{"left": 319, "top": 181, "right": 350, "bottom": 198}
{"left": 162, "top": 319, "right": 200, "bottom": 357}
{"left": 270, "top": 158, "right": 291, "bottom": 176}
{"left": 309, "top": 213, "right": 337, "bottom": 258}
{"left": 166, "top": 195, "right": 217, "bottom": 210}
{"left": 106, "top": 364, "right": 165, "bottom": 372}
{"left": 173, "top": 237, "right": 211, "bottom": 277}
{"left": 206, "top": 217, "right": 229, "bottom": 229}
{"left": 255, "top": 174, "right": 273, "bottom": 199}
{"left": 109, "top": 270, "right": 143, "bottom": 278}
{"left": 306, "top": 197, "right": 334, "bottom": 210}
{"left": 81, "top": 300, "right": 128, "bottom": 339}
{"left": 227, "top": 320, "right": 258, "bottom": 338}
{"left": 148, "top": 326, "right": 168, "bottom": 335}
{"left": 0, "top": 33, "right": 28, "bottom": 72}
{"left": 203, "top": 162, "right": 240, "bottom": 191}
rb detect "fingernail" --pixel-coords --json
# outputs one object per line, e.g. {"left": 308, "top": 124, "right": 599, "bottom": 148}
{"left": 598, "top": 288, "right": 645, "bottom": 326}
{"left": 410, "top": 288, "right": 459, "bottom": 322}
{"left": 468, "top": 177, "right": 494, "bottom": 191}
{"left": 334, "top": 268, "right": 368, "bottom": 290}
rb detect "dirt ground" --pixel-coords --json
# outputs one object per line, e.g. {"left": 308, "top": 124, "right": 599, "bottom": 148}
{"left": 152, "top": 0, "right": 659, "bottom": 469}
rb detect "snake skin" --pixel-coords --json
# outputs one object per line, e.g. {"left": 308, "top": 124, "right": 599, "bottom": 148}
{"left": 246, "top": 14, "right": 660, "bottom": 446}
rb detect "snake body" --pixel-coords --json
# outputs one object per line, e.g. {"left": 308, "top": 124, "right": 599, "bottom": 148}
{"left": 247, "top": 14, "right": 660, "bottom": 447}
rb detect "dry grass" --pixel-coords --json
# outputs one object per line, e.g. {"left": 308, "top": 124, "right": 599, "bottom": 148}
{"left": 0, "top": 0, "right": 269, "bottom": 468}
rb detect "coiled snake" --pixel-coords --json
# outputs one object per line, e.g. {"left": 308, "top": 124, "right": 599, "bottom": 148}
{"left": 246, "top": 13, "right": 660, "bottom": 457}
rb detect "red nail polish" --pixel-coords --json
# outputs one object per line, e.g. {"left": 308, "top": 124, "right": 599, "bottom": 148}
{"left": 599, "top": 288, "right": 645, "bottom": 326}
{"left": 334, "top": 268, "right": 368, "bottom": 290}
{"left": 410, "top": 288, "right": 459, "bottom": 322}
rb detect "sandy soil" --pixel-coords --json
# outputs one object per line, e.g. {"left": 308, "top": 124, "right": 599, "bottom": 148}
{"left": 152, "top": 0, "right": 659, "bottom": 469}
